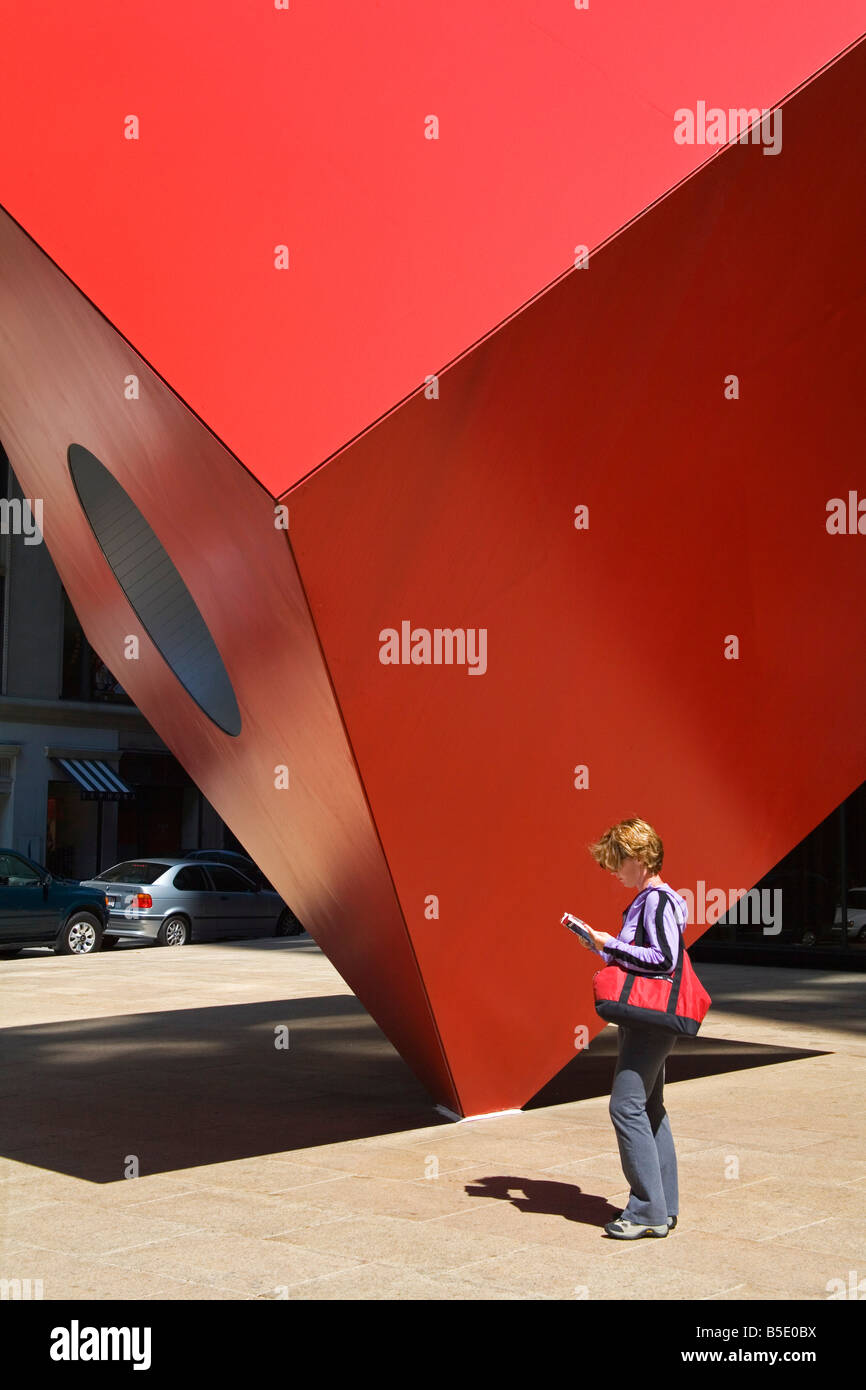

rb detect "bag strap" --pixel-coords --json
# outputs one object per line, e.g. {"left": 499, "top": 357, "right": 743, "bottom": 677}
{"left": 665, "top": 905, "right": 686, "bottom": 1016}
{"left": 634, "top": 889, "right": 679, "bottom": 976}
{"left": 618, "top": 889, "right": 686, "bottom": 1015}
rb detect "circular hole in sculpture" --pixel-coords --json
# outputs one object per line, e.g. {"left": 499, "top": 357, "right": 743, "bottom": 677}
{"left": 67, "top": 443, "right": 241, "bottom": 736}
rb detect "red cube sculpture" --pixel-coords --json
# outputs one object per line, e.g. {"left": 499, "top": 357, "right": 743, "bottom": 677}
{"left": 1, "top": 6, "right": 865, "bottom": 1115}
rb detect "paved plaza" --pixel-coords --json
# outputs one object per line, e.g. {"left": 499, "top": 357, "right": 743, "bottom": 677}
{"left": 1, "top": 939, "right": 863, "bottom": 1300}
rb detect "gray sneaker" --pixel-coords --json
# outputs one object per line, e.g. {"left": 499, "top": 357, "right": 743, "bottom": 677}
{"left": 612, "top": 1209, "right": 677, "bottom": 1230}
{"left": 604, "top": 1216, "right": 668, "bottom": 1239}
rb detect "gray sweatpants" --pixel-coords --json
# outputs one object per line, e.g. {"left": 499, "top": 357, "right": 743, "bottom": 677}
{"left": 609, "top": 1023, "right": 679, "bottom": 1226}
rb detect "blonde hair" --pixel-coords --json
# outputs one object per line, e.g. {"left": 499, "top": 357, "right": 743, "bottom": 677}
{"left": 589, "top": 817, "right": 664, "bottom": 874}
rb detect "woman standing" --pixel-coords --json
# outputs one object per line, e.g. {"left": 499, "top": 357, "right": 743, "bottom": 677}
{"left": 577, "top": 817, "right": 689, "bottom": 1240}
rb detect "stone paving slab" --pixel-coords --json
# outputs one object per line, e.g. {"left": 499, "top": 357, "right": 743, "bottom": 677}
{"left": 0, "top": 939, "right": 863, "bottom": 1299}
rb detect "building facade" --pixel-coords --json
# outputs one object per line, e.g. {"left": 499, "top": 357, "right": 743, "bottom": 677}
{"left": 0, "top": 444, "right": 231, "bottom": 878}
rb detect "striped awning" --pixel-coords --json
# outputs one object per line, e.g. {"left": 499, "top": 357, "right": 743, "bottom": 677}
{"left": 54, "top": 758, "right": 135, "bottom": 801}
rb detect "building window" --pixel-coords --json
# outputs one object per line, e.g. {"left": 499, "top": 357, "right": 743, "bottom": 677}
{"left": 60, "top": 590, "right": 133, "bottom": 704}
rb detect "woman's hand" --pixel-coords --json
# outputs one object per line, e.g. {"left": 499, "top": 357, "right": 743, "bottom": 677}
{"left": 581, "top": 925, "right": 613, "bottom": 956}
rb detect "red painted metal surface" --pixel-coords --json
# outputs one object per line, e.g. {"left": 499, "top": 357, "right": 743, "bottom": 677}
{"left": 1, "top": 10, "right": 864, "bottom": 1115}
{"left": 285, "top": 39, "right": 866, "bottom": 1111}
{"left": 1, "top": 2, "right": 863, "bottom": 495}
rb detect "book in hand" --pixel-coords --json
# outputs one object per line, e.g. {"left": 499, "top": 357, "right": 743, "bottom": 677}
{"left": 561, "top": 912, "right": 597, "bottom": 949}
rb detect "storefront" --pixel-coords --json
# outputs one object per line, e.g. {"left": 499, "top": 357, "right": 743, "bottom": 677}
{"left": 45, "top": 755, "right": 133, "bottom": 879}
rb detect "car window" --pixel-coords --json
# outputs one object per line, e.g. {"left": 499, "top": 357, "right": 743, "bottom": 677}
{"left": 173, "top": 866, "right": 210, "bottom": 891}
{"left": 205, "top": 866, "right": 256, "bottom": 892}
{"left": 0, "top": 853, "right": 42, "bottom": 886}
{"left": 95, "top": 861, "right": 172, "bottom": 884}
{"left": 189, "top": 850, "right": 258, "bottom": 873}
{"left": 847, "top": 890, "right": 866, "bottom": 909}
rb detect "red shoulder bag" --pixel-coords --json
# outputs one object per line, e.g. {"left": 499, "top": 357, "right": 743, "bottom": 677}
{"left": 593, "top": 890, "right": 711, "bottom": 1035}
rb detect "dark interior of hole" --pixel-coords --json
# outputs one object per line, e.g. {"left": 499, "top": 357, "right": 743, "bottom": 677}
{"left": 67, "top": 444, "right": 242, "bottom": 737}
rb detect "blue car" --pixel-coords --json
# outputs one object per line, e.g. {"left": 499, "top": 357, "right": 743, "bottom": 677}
{"left": 0, "top": 848, "right": 109, "bottom": 957}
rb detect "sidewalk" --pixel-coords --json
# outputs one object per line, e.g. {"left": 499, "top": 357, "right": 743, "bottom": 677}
{"left": 1, "top": 939, "right": 863, "bottom": 1300}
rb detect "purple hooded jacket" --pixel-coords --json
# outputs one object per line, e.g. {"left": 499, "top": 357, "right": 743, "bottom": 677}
{"left": 601, "top": 883, "right": 689, "bottom": 974}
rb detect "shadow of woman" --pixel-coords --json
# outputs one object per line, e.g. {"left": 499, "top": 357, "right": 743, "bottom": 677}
{"left": 464, "top": 1174, "right": 619, "bottom": 1227}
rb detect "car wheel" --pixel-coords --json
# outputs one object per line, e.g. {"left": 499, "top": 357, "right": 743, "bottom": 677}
{"left": 157, "top": 915, "right": 190, "bottom": 946}
{"left": 857, "top": 926, "right": 866, "bottom": 943}
{"left": 100, "top": 935, "right": 120, "bottom": 950}
{"left": 0, "top": 948, "right": 22, "bottom": 959}
{"left": 276, "top": 908, "right": 305, "bottom": 937}
{"left": 55, "top": 912, "right": 103, "bottom": 955}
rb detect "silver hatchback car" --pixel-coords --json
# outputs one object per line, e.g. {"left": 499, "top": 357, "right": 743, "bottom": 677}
{"left": 80, "top": 858, "right": 305, "bottom": 947}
